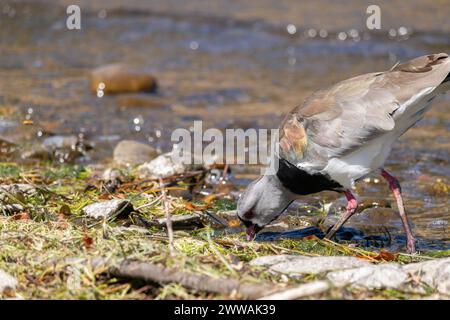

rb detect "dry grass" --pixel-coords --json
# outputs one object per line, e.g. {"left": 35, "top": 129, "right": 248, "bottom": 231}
{"left": 0, "top": 162, "right": 446, "bottom": 299}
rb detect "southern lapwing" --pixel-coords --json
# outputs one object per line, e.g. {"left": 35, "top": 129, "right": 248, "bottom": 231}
{"left": 237, "top": 53, "right": 450, "bottom": 253}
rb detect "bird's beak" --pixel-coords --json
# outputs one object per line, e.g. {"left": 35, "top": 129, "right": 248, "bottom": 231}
{"left": 245, "top": 223, "right": 262, "bottom": 241}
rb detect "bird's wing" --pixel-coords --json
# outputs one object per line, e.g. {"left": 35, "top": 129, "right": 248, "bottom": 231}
{"left": 279, "top": 53, "right": 450, "bottom": 170}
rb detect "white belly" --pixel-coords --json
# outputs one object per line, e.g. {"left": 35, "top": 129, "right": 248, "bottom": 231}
{"left": 321, "top": 134, "right": 395, "bottom": 188}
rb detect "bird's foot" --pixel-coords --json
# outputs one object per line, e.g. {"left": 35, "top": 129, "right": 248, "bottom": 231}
{"left": 406, "top": 238, "right": 417, "bottom": 254}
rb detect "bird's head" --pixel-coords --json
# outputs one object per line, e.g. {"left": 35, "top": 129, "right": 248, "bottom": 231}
{"left": 237, "top": 174, "right": 295, "bottom": 241}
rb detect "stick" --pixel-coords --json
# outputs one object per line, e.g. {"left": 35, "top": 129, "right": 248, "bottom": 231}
{"left": 159, "top": 178, "right": 174, "bottom": 256}
{"left": 109, "top": 260, "right": 277, "bottom": 299}
{"left": 258, "top": 281, "right": 332, "bottom": 300}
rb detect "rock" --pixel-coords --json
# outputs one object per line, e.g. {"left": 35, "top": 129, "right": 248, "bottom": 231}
{"left": 138, "top": 152, "right": 191, "bottom": 179}
{"left": 250, "top": 255, "right": 371, "bottom": 275}
{"left": 156, "top": 213, "right": 204, "bottom": 230}
{"left": 403, "top": 257, "right": 450, "bottom": 295}
{"left": 327, "top": 264, "right": 408, "bottom": 289}
{"left": 270, "top": 256, "right": 371, "bottom": 275}
{"left": 90, "top": 64, "right": 157, "bottom": 94}
{"left": 250, "top": 255, "right": 306, "bottom": 267}
{"left": 0, "top": 137, "right": 16, "bottom": 157}
{"left": 102, "top": 168, "right": 125, "bottom": 193}
{"left": 102, "top": 168, "right": 125, "bottom": 182}
{"left": 22, "top": 135, "right": 92, "bottom": 163}
{"left": 42, "top": 135, "right": 79, "bottom": 150}
{"left": 0, "top": 269, "right": 18, "bottom": 293}
{"left": 82, "top": 199, "right": 133, "bottom": 219}
{"left": 113, "top": 140, "right": 158, "bottom": 166}
{"left": 153, "top": 212, "right": 229, "bottom": 230}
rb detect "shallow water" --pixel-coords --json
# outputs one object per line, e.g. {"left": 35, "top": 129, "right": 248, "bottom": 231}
{"left": 0, "top": 0, "right": 449, "bottom": 251}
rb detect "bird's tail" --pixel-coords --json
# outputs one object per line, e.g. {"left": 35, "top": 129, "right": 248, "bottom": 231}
{"left": 438, "top": 70, "right": 450, "bottom": 93}
{"left": 436, "top": 54, "right": 450, "bottom": 92}
{"left": 444, "top": 70, "right": 450, "bottom": 83}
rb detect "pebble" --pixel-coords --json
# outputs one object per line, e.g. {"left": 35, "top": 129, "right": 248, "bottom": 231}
{"left": 22, "top": 135, "right": 91, "bottom": 163}
{"left": 82, "top": 199, "right": 133, "bottom": 219}
{"left": 90, "top": 64, "right": 157, "bottom": 94}
{"left": 113, "top": 140, "right": 158, "bottom": 166}
{"left": 156, "top": 213, "right": 204, "bottom": 230}
{"left": 138, "top": 152, "right": 191, "bottom": 179}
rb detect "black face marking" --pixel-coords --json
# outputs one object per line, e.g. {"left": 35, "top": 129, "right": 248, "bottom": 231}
{"left": 276, "top": 158, "right": 343, "bottom": 195}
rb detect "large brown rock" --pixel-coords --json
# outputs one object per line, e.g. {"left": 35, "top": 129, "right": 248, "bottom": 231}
{"left": 90, "top": 64, "right": 157, "bottom": 94}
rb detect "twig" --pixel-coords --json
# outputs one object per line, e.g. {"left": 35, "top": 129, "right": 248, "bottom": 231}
{"left": 258, "top": 280, "right": 334, "bottom": 300}
{"left": 159, "top": 178, "right": 174, "bottom": 256}
{"left": 108, "top": 260, "right": 278, "bottom": 299}
{"left": 206, "top": 232, "right": 238, "bottom": 276}
{"left": 135, "top": 195, "right": 163, "bottom": 210}
{"left": 321, "top": 238, "right": 378, "bottom": 262}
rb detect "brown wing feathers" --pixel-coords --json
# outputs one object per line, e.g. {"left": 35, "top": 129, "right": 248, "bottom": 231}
{"left": 392, "top": 53, "right": 448, "bottom": 73}
{"left": 279, "top": 53, "right": 450, "bottom": 168}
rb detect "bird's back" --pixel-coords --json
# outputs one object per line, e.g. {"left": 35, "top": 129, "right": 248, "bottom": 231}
{"left": 278, "top": 53, "right": 450, "bottom": 188}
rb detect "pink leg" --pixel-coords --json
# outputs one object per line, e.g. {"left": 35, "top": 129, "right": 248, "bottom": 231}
{"left": 381, "top": 169, "right": 416, "bottom": 253}
{"left": 325, "top": 190, "right": 358, "bottom": 239}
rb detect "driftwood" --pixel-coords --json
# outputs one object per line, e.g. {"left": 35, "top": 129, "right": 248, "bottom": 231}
{"left": 109, "top": 260, "right": 278, "bottom": 299}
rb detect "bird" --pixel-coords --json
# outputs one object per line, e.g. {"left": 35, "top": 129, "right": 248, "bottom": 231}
{"left": 237, "top": 53, "right": 450, "bottom": 253}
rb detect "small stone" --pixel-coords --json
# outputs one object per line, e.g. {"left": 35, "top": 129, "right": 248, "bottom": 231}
{"left": 42, "top": 135, "right": 78, "bottom": 150}
{"left": 0, "top": 269, "right": 18, "bottom": 293}
{"left": 102, "top": 168, "right": 124, "bottom": 182}
{"left": 22, "top": 135, "right": 91, "bottom": 163}
{"left": 270, "top": 256, "right": 371, "bottom": 275}
{"left": 82, "top": 199, "right": 133, "bottom": 219}
{"left": 157, "top": 213, "right": 204, "bottom": 230}
{"left": 113, "top": 140, "right": 158, "bottom": 166}
{"left": 138, "top": 152, "right": 190, "bottom": 179}
{"left": 90, "top": 64, "right": 157, "bottom": 94}
{"left": 403, "top": 257, "right": 450, "bottom": 295}
{"left": 327, "top": 264, "right": 408, "bottom": 289}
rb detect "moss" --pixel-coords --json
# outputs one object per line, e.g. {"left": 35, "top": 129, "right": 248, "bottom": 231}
{"left": 0, "top": 163, "right": 21, "bottom": 179}
{"left": 422, "top": 250, "right": 450, "bottom": 258}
